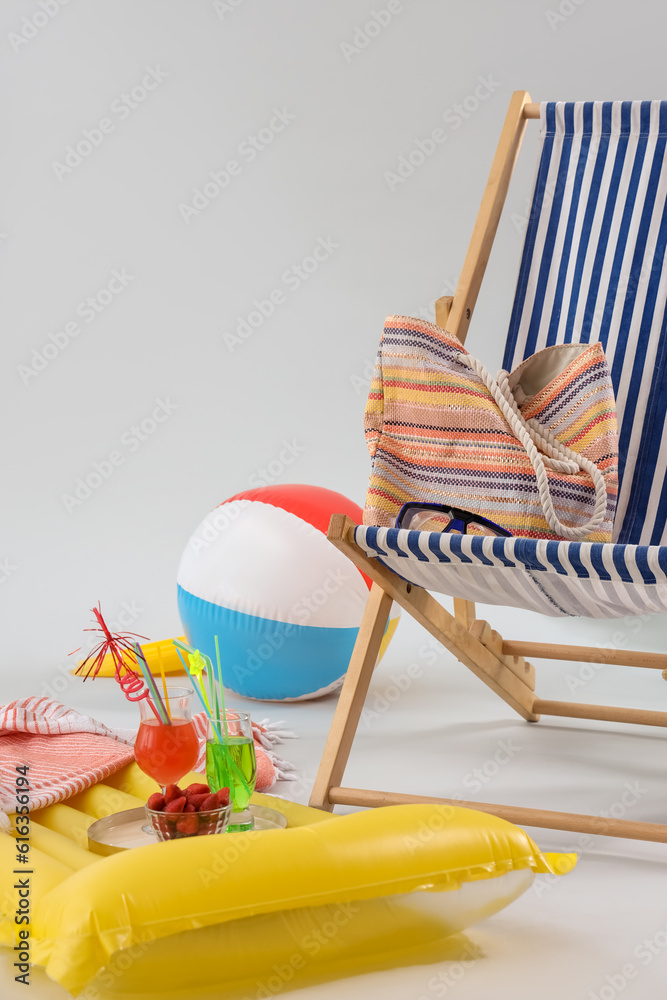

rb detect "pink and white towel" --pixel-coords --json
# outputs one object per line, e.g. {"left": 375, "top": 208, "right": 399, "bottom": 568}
{"left": 0, "top": 697, "right": 296, "bottom": 832}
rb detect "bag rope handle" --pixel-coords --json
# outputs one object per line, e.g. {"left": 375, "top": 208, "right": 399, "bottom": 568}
{"left": 458, "top": 354, "right": 608, "bottom": 541}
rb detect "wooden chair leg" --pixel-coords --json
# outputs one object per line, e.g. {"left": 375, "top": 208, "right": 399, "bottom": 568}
{"left": 453, "top": 598, "right": 476, "bottom": 629}
{"left": 309, "top": 582, "right": 393, "bottom": 811}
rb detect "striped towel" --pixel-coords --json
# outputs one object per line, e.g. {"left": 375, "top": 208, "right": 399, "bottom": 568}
{"left": 0, "top": 697, "right": 296, "bottom": 832}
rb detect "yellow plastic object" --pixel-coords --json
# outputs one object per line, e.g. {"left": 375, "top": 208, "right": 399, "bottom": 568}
{"left": 378, "top": 612, "right": 399, "bottom": 660}
{"left": 26, "top": 802, "right": 574, "bottom": 994}
{"left": 10, "top": 820, "right": 100, "bottom": 871}
{"left": 0, "top": 836, "right": 73, "bottom": 947}
{"left": 29, "top": 803, "right": 97, "bottom": 848}
{"left": 76, "top": 621, "right": 400, "bottom": 678}
{"left": 73, "top": 636, "right": 189, "bottom": 677}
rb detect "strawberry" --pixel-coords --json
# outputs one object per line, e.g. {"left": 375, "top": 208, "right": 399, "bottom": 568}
{"left": 188, "top": 793, "right": 209, "bottom": 811}
{"left": 146, "top": 792, "right": 165, "bottom": 811}
{"left": 176, "top": 814, "right": 199, "bottom": 836}
{"left": 185, "top": 783, "right": 210, "bottom": 797}
{"left": 164, "top": 796, "right": 187, "bottom": 813}
{"left": 184, "top": 803, "right": 196, "bottom": 812}
{"left": 164, "top": 784, "right": 184, "bottom": 805}
{"left": 200, "top": 793, "right": 218, "bottom": 812}
{"left": 215, "top": 787, "right": 230, "bottom": 807}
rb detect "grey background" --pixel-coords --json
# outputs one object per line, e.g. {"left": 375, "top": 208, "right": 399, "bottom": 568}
{"left": 5, "top": 0, "right": 667, "bottom": 684}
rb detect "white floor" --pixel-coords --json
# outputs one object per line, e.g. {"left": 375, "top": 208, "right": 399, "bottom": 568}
{"left": 3, "top": 606, "right": 667, "bottom": 999}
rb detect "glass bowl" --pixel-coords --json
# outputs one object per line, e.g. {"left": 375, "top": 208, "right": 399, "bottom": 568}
{"left": 145, "top": 802, "right": 233, "bottom": 841}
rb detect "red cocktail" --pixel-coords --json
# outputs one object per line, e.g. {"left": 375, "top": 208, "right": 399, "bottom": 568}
{"left": 134, "top": 686, "right": 199, "bottom": 788}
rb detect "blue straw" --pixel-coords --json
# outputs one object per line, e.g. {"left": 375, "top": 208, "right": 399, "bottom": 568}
{"left": 133, "top": 643, "right": 170, "bottom": 725}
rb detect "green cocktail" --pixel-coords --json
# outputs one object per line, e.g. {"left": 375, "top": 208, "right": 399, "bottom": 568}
{"left": 206, "top": 713, "right": 257, "bottom": 831}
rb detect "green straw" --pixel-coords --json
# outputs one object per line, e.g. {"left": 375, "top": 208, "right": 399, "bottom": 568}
{"left": 214, "top": 635, "right": 229, "bottom": 742}
{"left": 173, "top": 647, "right": 220, "bottom": 741}
{"left": 171, "top": 638, "right": 249, "bottom": 798}
{"left": 172, "top": 638, "right": 223, "bottom": 740}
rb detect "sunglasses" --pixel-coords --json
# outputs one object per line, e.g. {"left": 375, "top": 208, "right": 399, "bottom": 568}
{"left": 394, "top": 502, "right": 513, "bottom": 537}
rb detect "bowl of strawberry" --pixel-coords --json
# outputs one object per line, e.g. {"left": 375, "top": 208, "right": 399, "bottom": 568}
{"left": 145, "top": 782, "right": 232, "bottom": 840}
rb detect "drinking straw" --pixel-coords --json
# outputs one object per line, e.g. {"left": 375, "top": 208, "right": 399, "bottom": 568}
{"left": 213, "top": 635, "right": 251, "bottom": 799}
{"left": 158, "top": 659, "right": 171, "bottom": 720}
{"left": 173, "top": 646, "right": 221, "bottom": 742}
{"left": 214, "top": 635, "right": 229, "bottom": 742}
{"left": 172, "top": 639, "right": 222, "bottom": 741}
{"left": 173, "top": 640, "right": 212, "bottom": 710}
{"left": 133, "top": 643, "right": 171, "bottom": 725}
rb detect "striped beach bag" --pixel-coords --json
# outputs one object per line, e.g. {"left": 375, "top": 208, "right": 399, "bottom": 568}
{"left": 363, "top": 315, "right": 619, "bottom": 541}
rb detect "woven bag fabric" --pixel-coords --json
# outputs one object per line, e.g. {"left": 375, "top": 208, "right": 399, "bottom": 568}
{"left": 363, "top": 315, "right": 618, "bottom": 541}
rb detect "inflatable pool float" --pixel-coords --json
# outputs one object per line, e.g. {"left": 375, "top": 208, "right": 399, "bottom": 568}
{"left": 0, "top": 763, "right": 575, "bottom": 997}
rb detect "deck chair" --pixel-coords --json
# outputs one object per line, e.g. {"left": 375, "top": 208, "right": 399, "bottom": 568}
{"left": 310, "top": 91, "right": 667, "bottom": 844}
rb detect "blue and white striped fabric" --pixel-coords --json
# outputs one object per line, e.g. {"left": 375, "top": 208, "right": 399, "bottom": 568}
{"left": 504, "top": 101, "right": 667, "bottom": 547}
{"left": 355, "top": 525, "right": 667, "bottom": 619}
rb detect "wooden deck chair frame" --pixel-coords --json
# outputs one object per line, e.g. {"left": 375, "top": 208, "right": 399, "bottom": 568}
{"left": 309, "top": 90, "right": 667, "bottom": 844}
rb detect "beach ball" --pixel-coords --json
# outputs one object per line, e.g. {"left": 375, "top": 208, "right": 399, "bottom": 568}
{"left": 177, "top": 484, "right": 399, "bottom": 701}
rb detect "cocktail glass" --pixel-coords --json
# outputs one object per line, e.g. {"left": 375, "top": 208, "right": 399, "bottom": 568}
{"left": 205, "top": 711, "right": 257, "bottom": 832}
{"left": 134, "top": 686, "right": 199, "bottom": 791}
